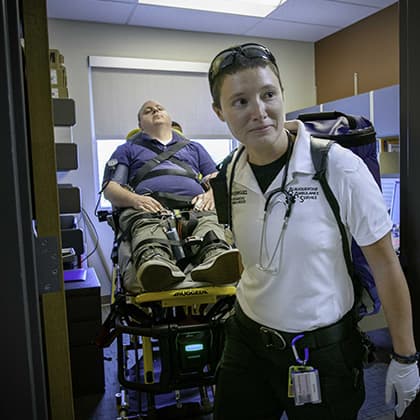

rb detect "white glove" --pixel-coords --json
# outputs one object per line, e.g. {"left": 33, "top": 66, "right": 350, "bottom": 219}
{"left": 385, "top": 358, "right": 420, "bottom": 418}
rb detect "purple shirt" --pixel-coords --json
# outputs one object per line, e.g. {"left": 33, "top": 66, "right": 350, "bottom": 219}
{"left": 103, "top": 131, "right": 217, "bottom": 197}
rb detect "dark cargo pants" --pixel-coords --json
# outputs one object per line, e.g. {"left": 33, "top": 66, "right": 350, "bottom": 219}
{"left": 213, "top": 306, "right": 365, "bottom": 420}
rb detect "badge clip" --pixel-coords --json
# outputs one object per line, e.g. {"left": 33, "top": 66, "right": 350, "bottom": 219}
{"left": 288, "top": 334, "right": 322, "bottom": 406}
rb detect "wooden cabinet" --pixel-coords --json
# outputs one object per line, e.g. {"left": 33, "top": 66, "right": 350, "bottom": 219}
{"left": 64, "top": 267, "right": 105, "bottom": 396}
{"left": 314, "top": 4, "right": 398, "bottom": 104}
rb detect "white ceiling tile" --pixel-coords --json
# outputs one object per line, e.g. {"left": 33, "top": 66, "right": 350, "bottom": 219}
{"left": 246, "top": 18, "right": 340, "bottom": 42}
{"left": 99, "top": 0, "right": 137, "bottom": 3}
{"left": 47, "top": 0, "right": 397, "bottom": 42}
{"left": 129, "top": 5, "right": 261, "bottom": 35}
{"left": 326, "top": 0, "right": 397, "bottom": 7}
{"left": 47, "top": 0, "right": 136, "bottom": 24}
{"left": 268, "top": 0, "right": 377, "bottom": 27}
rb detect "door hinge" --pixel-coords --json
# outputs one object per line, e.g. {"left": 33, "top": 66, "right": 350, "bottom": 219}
{"left": 35, "top": 236, "right": 61, "bottom": 294}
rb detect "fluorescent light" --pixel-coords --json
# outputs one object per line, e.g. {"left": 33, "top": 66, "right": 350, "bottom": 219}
{"left": 139, "top": 0, "right": 287, "bottom": 18}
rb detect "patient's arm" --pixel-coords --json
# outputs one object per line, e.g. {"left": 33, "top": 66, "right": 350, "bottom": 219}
{"left": 104, "top": 180, "right": 164, "bottom": 213}
{"left": 192, "top": 171, "right": 218, "bottom": 211}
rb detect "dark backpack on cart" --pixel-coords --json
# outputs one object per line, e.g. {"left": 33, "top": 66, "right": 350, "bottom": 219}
{"left": 211, "top": 111, "right": 382, "bottom": 322}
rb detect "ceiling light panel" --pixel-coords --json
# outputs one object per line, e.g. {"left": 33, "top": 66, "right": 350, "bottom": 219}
{"left": 139, "top": 0, "right": 287, "bottom": 18}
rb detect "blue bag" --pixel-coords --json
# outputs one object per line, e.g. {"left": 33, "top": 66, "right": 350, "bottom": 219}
{"left": 299, "top": 111, "right": 381, "bottom": 319}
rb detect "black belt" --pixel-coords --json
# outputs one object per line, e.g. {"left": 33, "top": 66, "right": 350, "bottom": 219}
{"left": 234, "top": 303, "right": 356, "bottom": 351}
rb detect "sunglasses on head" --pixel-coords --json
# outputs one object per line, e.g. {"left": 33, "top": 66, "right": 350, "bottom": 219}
{"left": 208, "top": 43, "right": 278, "bottom": 87}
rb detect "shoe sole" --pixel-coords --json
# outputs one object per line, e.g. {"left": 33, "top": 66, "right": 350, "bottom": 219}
{"left": 137, "top": 261, "right": 185, "bottom": 292}
{"left": 190, "top": 249, "right": 242, "bottom": 284}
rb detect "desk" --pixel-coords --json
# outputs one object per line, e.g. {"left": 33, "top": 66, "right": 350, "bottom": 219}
{"left": 64, "top": 267, "right": 105, "bottom": 396}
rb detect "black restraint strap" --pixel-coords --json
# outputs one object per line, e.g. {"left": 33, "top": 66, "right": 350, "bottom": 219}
{"left": 150, "top": 192, "right": 194, "bottom": 210}
{"left": 140, "top": 168, "right": 197, "bottom": 182}
{"left": 129, "top": 140, "right": 197, "bottom": 190}
{"left": 139, "top": 140, "right": 198, "bottom": 176}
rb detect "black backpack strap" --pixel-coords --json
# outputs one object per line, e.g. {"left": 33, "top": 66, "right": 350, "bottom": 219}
{"left": 299, "top": 111, "right": 357, "bottom": 128}
{"left": 210, "top": 146, "right": 245, "bottom": 227}
{"left": 128, "top": 140, "right": 197, "bottom": 189}
{"left": 310, "top": 138, "right": 358, "bottom": 286}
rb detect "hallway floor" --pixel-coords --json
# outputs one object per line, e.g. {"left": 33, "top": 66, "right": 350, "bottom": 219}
{"left": 73, "top": 305, "right": 395, "bottom": 420}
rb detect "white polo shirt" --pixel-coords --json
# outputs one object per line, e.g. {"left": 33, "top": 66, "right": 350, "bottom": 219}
{"left": 230, "top": 120, "right": 392, "bottom": 332}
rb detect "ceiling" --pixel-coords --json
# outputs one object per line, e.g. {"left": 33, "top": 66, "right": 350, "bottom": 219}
{"left": 46, "top": 0, "right": 397, "bottom": 43}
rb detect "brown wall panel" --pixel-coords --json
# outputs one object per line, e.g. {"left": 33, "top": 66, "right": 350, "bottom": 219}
{"left": 315, "top": 3, "right": 399, "bottom": 104}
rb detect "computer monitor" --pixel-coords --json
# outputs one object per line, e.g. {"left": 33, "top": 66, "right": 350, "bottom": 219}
{"left": 390, "top": 179, "right": 400, "bottom": 226}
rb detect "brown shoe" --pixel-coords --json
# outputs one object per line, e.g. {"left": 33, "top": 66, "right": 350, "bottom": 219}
{"left": 136, "top": 251, "right": 185, "bottom": 292}
{"left": 190, "top": 248, "right": 242, "bottom": 284}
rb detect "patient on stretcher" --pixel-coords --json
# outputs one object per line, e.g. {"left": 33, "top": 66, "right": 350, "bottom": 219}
{"left": 102, "top": 100, "right": 242, "bottom": 294}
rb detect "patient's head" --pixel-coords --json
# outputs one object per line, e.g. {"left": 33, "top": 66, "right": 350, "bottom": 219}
{"left": 137, "top": 100, "right": 172, "bottom": 137}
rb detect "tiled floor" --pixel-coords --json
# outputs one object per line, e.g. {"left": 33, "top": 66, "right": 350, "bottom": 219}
{"left": 359, "top": 363, "right": 394, "bottom": 420}
{"left": 74, "top": 305, "right": 395, "bottom": 419}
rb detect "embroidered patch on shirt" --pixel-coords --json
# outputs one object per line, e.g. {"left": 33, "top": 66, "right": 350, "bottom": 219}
{"left": 232, "top": 189, "right": 247, "bottom": 205}
{"left": 289, "top": 186, "right": 320, "bottom": 203}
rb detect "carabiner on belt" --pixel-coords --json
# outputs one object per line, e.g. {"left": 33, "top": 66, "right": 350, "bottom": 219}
{"left": 291, "top": 334, "right": 309, "bottom": 365}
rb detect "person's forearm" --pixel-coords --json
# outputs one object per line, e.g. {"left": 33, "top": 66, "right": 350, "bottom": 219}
{"left": 103, "top": 181, "right": 139, "bottom": 208}
{"left": 375, "top": 262, "right": 416, "bottom": 356}
{"left": 362, "top": 234, "right": 417, "bottom": 356}
{"left": 104, "top": 181, "right": 165, "bottom": 212}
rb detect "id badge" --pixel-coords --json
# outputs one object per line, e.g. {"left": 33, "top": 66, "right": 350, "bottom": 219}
{"left": 289, "top": 365, "right": 322, "bottom": 406}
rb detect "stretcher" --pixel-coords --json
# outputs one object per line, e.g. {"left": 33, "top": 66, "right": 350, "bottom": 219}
{"left": 96, "top": 210, "right": 236, "bottom": 419}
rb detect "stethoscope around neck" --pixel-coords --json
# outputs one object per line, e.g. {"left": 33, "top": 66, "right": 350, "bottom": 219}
{"left": 257, "top": 132, "right": 295, "bottom": 272}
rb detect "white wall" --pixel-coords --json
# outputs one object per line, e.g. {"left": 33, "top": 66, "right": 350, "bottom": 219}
{"left": 47, "top": 18, "right": 316, "bottom": 296}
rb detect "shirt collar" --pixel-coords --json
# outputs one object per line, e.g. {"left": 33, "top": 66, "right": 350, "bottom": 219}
{"left": 140, "top": 130, "right": 184, "bottom": 147}
{"left": 233, "top": 119, "right": 315, "bottom": 190}
{"left": 232, "top": 146, "right": 260, "bottom": 193}
{"left": 284, "top": 119, "right": 315, "bottom": 185}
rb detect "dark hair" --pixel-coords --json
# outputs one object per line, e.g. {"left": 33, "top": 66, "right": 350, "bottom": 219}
{"left": 209, "top": 45, "right": 284, "bottom": 108}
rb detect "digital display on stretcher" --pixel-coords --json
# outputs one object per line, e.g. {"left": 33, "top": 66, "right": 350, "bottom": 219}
{"left": 185, "top": 344, "right": 204, "bottom": 352}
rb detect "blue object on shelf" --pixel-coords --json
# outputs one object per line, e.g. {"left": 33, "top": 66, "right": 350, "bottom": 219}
{"left": 64, "top": 268, "right": 87, "bottom": 282}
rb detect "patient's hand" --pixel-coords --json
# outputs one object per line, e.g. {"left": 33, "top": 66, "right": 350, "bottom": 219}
{"left": 201, "top": 172, "right": 218, "bottom": 190}
{"left": 192, "top": 190, "right": 214, "bottom": 211}
{"left": 133, "top": 195, "right": 165, "bottom": 213}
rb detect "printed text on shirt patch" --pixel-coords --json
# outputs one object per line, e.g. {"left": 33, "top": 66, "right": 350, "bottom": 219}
{"left": 232, "top": 189, "right": 247, "bottom": 205}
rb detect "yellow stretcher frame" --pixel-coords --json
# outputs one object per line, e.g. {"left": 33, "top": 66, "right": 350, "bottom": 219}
{"left": 125, "top": 285, "right": 236, "bottom": 386}
{"left": 131, "top": 285, "right": 236, "bottom": 307}
{"left": 113, "top": 281, "right": 235, "bottom": 398}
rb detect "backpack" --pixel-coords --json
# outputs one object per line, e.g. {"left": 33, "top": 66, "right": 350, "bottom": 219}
{"left": 211, "top": 111, "right": 381, "bottom": 321}
{"left": 304, "top": 112, "right": 380, "bottom": 320}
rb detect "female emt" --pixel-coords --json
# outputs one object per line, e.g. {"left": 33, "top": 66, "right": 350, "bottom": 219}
{"left": 207, "top": 42, "right": 420, "bottom": 420}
